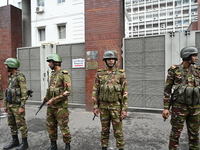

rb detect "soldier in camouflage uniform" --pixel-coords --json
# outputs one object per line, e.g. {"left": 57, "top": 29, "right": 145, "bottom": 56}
{"left": 0, "top": 75, "right": 4, "bottom": 116}
{"left": 3, "top": 58, "right": 29, "bottom": 150}
{"left": 45, "top": 53, "right": 71, "bottom": 150}
{"left": 92, "top": 50, "right": 128, "bottom": 150}
{"left": 162, "top": 46, "right": 200, "bottom": 150}
{"left": 0, "top": 75, "right": 3, "bottom": 100}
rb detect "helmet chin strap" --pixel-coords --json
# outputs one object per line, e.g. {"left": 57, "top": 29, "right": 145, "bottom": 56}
{"left": 189, "top": 60, "right": 195, "bottom": 65}
{"left": 187, "top": 55, "right": 195, "bottom": 65}
{"left": 105, "top": 60, "right": 116, "bottom": 68}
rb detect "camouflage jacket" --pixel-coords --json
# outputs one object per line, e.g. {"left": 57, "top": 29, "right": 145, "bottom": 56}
{"left": 163, "top": 64, "right": 200, "bottom": 109}
{"left": 46, "top": 69, "right": 71, "bottom": 108}
{"left": 92, "top": 68, "right": 128, "bottom": 111}
{"left": 0, "top": 75, "right": 3, "bottom": 100}
{"left": 4, "top": 71, "right": 28, "bottom": 107}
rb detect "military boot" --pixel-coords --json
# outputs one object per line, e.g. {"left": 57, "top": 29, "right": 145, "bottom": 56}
{"left": 16, "top": 137, "right": 29, "bottom": 150}
{"left": 119, "top": 149, "right": 124, "bottom": 150}
{"left": 47, "top": 141, "right": 57, "bottom": 150}
{"left": 3, "top": 135, "right": 19, "bottom": 150}
{"left": 102, "top": 147, "right": 107, "bottom": 150}
{"left": 65, "top": 143, "right": 70, "bottom": 150}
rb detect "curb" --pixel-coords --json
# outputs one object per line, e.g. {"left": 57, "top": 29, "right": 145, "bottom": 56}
{"left": 27, "top": 101, "right": 163, "bottom": 114}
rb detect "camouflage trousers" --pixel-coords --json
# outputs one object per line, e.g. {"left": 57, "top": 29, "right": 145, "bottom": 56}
{"left": 169, "top": 104, "right": 200, "bottom": 150}
{"left": 7, "top": 105, "right": 28, "bottom": 138}
{"left": 46, "top": 107, "right": 71, "bottom": 143}
{"left": 100, "top": 108, "right": 124, "bottom": 149}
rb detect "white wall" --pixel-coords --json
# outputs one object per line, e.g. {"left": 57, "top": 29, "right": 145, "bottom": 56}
{"left": 31, "top": 0, "right": 85, "bottom": 46}
{"left": 0, "top": 0, "right": 21, "bottom": 8}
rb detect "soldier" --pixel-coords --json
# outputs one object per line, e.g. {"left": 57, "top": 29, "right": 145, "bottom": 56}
{"left": 0, "top": 74, "right": 4, "bottom": 117}
{"left": 162, "top": 46, "right": 200, "bottom": 150}
{"left": 92, "top": 50, "right": 128, "bottom": 150}
{"left": 45, "top": 53, "right": 71, "bottom": 150}
{"left": 3, "top": 58, "right": 29, "bottom": 150}
{"left": 0, "top": 75, "right": 3, "bottom": 100}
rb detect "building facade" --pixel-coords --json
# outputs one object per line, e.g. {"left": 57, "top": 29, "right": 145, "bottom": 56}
{"left": 0, "top": 0, "right": 84, "bottom": 46}
{"left": 125, "top": 0, "right": 198, "bottom": 37}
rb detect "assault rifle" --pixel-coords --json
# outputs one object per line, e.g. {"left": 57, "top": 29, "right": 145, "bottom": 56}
{"left": 28, "top": 90, "right": 33, "bottom": 97}
{"left": 35, "top": 98, "right": 47, "bottom": 115}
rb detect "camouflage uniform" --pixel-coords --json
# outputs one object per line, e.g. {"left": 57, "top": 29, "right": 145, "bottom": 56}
{"left": 164, "top": 64, "right": 200, "bottom": 150}
{"left": 4, "top": 71, "right": 28, "bottom": 138}
{"left": 92, "top": 68, "right": 128, "bottom": 149}
{"left": 46, "top": 69, "right": 71, "bottom": 143}
{"left": 0, "top": 75, "right": 4, "bottom": 100}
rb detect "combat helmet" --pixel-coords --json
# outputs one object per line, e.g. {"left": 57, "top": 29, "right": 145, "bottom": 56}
{"left": 180, "top": 46, "right": 198, "bottom": 58}
{"left": 47, "top": 53, "right": 62, "bottom": 63}
{"left": 103, "top": 50, "right": 117, "bottom": 61}
{"left": 4, "top": 58, "right": 20, "bottom": 68}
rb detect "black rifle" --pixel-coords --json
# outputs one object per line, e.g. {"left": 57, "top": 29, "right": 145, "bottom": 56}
{"left": 28, "top": 90, "right": 33, "bottom": 97}
{"left": 92, "top": 114, "right": 96, "bottom": 120}
{"left": 93, "top": 100, "right": 99, "bottom": 121}
{"left": 35, "top": 99, "right": 47, "bottom": 115}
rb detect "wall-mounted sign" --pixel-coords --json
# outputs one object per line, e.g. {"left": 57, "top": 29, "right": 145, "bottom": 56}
{"left": 86, "top": 51, "right": 98, "bottom": 60}
{"left": 86, "top": 61, "right": 98, "bottom": 70}
{"left": 72, "top": 58, "right": 85, "bottom": 68}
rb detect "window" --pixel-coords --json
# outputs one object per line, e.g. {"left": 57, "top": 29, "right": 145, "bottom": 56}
{"left": 18, "top": 2, "right": 22, "bottom": 9}
{"left": 37, "top": 0, "right": 44, "bottom": 6}
{"left": 58, "top": 25, "right": 66, "bottom": 39}
{"left": 183, "top": 0, "right": 189, "bottom": 4}
{"left": 38, "top": 28, "right": 45, "bottom": 41}
{"left": 58, "top": 0, "right": 65, "bottom": 3}
{"left": 183, "top": 19, "right": 189, "bottom": 25}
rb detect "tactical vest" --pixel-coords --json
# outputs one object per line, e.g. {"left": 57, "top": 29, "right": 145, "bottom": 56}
{"left": 46, "top": 69, "right": 66, "bottom": 100}
{"left": 172, "top": 65, "right": 200, "bottom": 105}
{"left": 98, "top": 69, "right": 123, "bottom": 103}
{"left": 6, "top": 72, "right": 23, "bottom": 104}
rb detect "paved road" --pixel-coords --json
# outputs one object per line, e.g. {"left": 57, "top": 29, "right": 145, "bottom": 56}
{"left": 0, "top": 103, "right": 191, "bottom": 150}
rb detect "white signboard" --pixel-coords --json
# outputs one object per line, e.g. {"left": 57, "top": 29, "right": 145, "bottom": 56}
{"left": 72, "top": 58, "right": 85, "bottom": 68}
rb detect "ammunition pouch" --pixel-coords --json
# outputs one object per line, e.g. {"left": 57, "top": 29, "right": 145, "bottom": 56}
{"left": 46, "top": 87, "right": 64, "bottom": 100}
{"left": 172, "top": 85, "right": 200, "bottom": 105}
{"left": 99, "top": 84, "right": 122, "bottom": 102}
{"left": 5, "top": 88, "right": 21, "bottom": 104}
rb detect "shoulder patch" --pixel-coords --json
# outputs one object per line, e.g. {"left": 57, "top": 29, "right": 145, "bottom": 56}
{"left": 97, "top": 69, "right": 103, "bottom": 72}
{"left": 170, "top": 65, "right": 178, "bottom": 69}
{"left": 118, "top": 69, "right": 125, "bottom": 73}
{"left": 62, "top": 70, "right": 68, "bottom": 74}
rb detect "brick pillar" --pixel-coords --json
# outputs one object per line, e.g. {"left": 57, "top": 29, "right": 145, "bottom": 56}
{"left": 85, "top": 0, "right": 124, "bottom": 111}
{"left": 0, "top": 5, "right": 22, "bottom": 107}
{"left": 198, "top": 0, "right": 200, "bottom": 30}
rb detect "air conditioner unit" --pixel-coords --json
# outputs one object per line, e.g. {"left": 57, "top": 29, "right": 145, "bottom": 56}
{"left": 36, "top": 6, "right": 44, "bottom": 14}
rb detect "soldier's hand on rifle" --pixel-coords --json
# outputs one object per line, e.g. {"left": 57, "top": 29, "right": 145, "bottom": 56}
{"left": 18, "top": 107, "right": 25, "bottom": 114}
{"left": 162, "top": 109, "right": 170, "bottom": 120}
{"left": 93, "top": 108, "right": 99, "bottom": 117}
{"left": 121, "top": 111, "right": 127, "bottom": 120}
{"left": 46, "top": 98, "right": 54, "bottom": 106}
